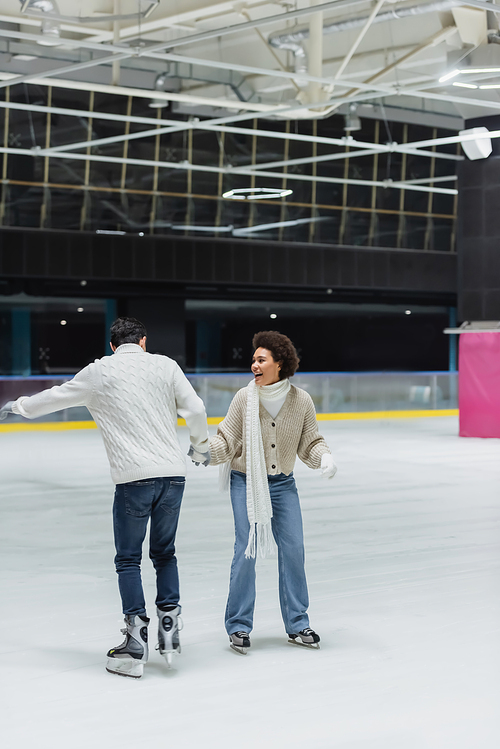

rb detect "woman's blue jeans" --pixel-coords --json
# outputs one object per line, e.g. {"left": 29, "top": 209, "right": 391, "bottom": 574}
{"left": 225, "top": 470, "right": 310, "bottom": 636}
{"left": 112, "top": 476, "right": 185, "bottom": 616}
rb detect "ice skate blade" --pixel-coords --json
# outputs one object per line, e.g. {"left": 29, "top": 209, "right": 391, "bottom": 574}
{"left": 288, "top": 638, "right": 320, "bottom": 650}
{"left": 106, "top": 658, "right": 144, "bottom": 678}
{"left": 230, "top": 643, "right": 249, "bottom": 655}
{"left": 160, "top": 651, "right": 179, "bottom": 668}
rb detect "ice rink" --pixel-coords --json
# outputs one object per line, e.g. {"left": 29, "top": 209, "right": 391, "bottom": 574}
{"left": 1, "top": 416, "right": 499, "bottom": 749}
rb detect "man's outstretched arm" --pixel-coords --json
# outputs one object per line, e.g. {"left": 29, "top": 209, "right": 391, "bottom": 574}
{"left": 7, "top": 367, "right": 92, "bottom": 420}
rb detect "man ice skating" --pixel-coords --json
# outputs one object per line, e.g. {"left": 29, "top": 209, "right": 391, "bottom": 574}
{"left": 0, "top": 317, "right": 210, "bottom": 679}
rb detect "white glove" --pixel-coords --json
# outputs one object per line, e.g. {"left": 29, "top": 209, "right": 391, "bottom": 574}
{"left": 0, "top": 401, "right": 15, "bottom": 421}
{"left": 320, "top": 453, "right": 337, "bottom": 480}
{"left": 187, "top": 445, "right": 211, "bottom": 466}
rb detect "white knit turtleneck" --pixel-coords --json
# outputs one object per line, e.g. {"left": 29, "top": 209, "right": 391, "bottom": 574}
{"left": 259, "top": 392, "right": 287, "bottom": 418}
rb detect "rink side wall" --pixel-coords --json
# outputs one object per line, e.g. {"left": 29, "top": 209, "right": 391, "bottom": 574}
{"left": 0, "top": 371, "right": 459, "bottom": 430}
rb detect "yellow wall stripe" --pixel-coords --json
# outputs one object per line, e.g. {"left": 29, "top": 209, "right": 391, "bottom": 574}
{"left": 316, "top": 409, "right": 458, "bottom": 420}
{"left": 0, "top": 421, "right": 98, "bottom": 433}
{"left": 0, "top": 409, "right": 458, "bottom": 433}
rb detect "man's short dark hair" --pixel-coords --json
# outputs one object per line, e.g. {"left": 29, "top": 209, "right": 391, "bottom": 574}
{"left": 110, "top": 317, "right": 147, "bottom": 348}
{"left": 252, "top": 330, "right": 300, "bottom": 380}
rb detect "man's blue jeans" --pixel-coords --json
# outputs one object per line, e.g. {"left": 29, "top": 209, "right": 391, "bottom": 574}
{"left": 225, "top": 470, "right": 310, "bottom": 636}
{"left": 113, "top": 476, "right": 185, "bottom": 616}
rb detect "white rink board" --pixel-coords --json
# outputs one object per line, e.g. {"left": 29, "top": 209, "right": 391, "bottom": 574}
{"left": 0, "top": 417, "right": 499, "bottom": 749}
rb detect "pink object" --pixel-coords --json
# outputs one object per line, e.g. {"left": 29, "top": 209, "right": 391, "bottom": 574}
{"left": 459, "top": 332, "right": 500, "bottom": 438}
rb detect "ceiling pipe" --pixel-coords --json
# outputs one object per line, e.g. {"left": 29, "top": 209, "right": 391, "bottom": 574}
{"left": 269, "top": 0, "right": 465, "bottom": 48}
{"left": 0, "top": 99, "right": 461, "bottom": 171}
{"left": 0, "top": 21, "right": 463, "bottom": 104}
{"left": 0, "top": 145, "right": 459, "bottom": 196}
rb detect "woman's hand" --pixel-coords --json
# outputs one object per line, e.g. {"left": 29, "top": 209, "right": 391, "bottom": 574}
{"left": 188, "top": 444, "right": 211, "bottom": 466}
{"left": 320, "top": 453, "right": 337, "bottom": 480}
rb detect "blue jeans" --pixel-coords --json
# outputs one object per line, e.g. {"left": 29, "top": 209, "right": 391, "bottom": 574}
{"left": 112, "top": 477, "right": 185, "bottom": 616}
{"left": 225, "top": 470, "right": 310, "bottom": 635}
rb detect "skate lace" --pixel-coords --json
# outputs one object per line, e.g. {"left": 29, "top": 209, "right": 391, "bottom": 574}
{"left": 300, "top": 628, "right": 315, "bottom": 636}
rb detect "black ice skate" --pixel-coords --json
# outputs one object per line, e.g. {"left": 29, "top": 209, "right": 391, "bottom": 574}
{"left": 229, "top": 631, "right": 251, "bottom": 655}
{"left": 156, "top": 605, "right": 182, "bottom": 667}
{"left": 106, "top": 614, "right": 150, "bottom": 678}
{"left": 288, "top": 628, "right": 320, "bottom": 649}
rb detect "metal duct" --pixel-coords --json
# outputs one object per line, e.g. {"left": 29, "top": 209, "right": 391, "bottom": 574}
{"left": 269, "top": 0, "right": 463, "bottom": 48}
{"left": 277, "top": 43, "right": 309, "bottom": 85}
{"left": 158, "top": 61, "right": 258, "bottom": 103}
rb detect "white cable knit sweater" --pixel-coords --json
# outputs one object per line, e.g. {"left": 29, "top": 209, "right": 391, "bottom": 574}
{"left": 12, "top": 344, "right": 209, "bottom": 484}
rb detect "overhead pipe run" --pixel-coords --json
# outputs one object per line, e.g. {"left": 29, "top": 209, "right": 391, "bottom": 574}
{"left": 0, "top": 144, "right": 459, "bottom": 196}
{"left": 268, "top": 1, "right": 466, "bottom": 48}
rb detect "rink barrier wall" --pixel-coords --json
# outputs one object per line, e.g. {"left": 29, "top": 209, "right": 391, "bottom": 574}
{"left": 0, "top": 371, "right": 459, "bottom": 422}
{"left": 0, "top": 409, "right": 459, "bottom": 432}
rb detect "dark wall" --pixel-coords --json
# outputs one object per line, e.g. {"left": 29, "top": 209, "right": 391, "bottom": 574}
{"left": 31, "top": 311, "right": 104, "bottom": 373}
{"left": 126, "top": 297, "right": 186, "bottom": 368}
{"left": 0, "top": 226, "right": 457, "bottom": 373}
{"left": 457, "top": 115, "right": 500, "bottom": 320}
{"left": 187, "top": 312, "right": 450, "bottom": 373}
{"left": 0, "top": 227, "right": 456, "bottom": 301}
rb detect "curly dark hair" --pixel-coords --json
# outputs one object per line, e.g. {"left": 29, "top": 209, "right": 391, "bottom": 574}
{"left": 252, "top": 330, "right": 300, "bottom": 380}
{"left": 110, "top": 317, "right": 147, "bottom": 347}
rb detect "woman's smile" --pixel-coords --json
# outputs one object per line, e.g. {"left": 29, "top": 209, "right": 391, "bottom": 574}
{"left": 251, "top": 347, "right": 281, "bottom": 386}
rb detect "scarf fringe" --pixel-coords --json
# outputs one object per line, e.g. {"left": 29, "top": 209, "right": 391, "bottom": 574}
{"left": 244, "top": 379, "right": 290, "bottom": 560}
{"left": 244, "top": 521, "right": 275, "bottom": 559}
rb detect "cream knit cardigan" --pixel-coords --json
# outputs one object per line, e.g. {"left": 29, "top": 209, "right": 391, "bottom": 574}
{"left": 12, "top": 344, "right": 209, "bottom": 484}
{"left": 209, "top": 384, "right": 330, "bottom": 475}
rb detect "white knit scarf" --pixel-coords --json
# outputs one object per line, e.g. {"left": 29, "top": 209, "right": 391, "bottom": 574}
{"left": 243, "top": 377, "right": 290, "bottom": 558}
{"left": 218, "top": 378, "right": 291, "bottom": 557}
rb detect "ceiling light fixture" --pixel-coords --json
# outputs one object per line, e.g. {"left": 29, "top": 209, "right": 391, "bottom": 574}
{"left": 459, "top": 127, "right": 492, "bottom": 160}
{"left": 439, "top": 45, "right": 500, "bottom": 87}
{"left": 439, "top": 69, "right": 460, "bottom": 83}
{"left": 461, "top": 67, "right": 500, "bottom": 75}
{"left": 453, "top": 82, "right": 478, "bottom": 89}
{"left": 171, "top": 224, "right": 234, "bottom": 232}
{"left": 149, "top": 73, "right": 169, "bottom": 109}
{"left": 344, "top": 104, "right": 362, "bottom": 133}
{"left": 222, "top": 187, "right": 293, "bottom": 200}
{"left": 37, "top": 18, "right": 61, "bottom": 46}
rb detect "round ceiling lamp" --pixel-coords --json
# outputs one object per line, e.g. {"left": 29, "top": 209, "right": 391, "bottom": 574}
{"left": 222, "top": 187, "right": 293, "bottom": 200}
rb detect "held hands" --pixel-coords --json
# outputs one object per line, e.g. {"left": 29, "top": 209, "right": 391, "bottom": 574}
{"left": 320, "top": 453, "right": 337, "bottom": 480}
{"left": 188, "top": 444, "right": 211, "bottom": 467}
{"left": 0, "top": 401, "right": 15, "bottom": 421}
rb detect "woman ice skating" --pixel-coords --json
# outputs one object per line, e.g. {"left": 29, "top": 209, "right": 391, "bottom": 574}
{"left": 205, "top": 330, "right": 337, "bottom": 654}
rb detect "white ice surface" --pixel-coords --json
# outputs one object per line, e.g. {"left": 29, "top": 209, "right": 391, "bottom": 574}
{"left": 0, "top": 418, "right": 499, "bottom": 749}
